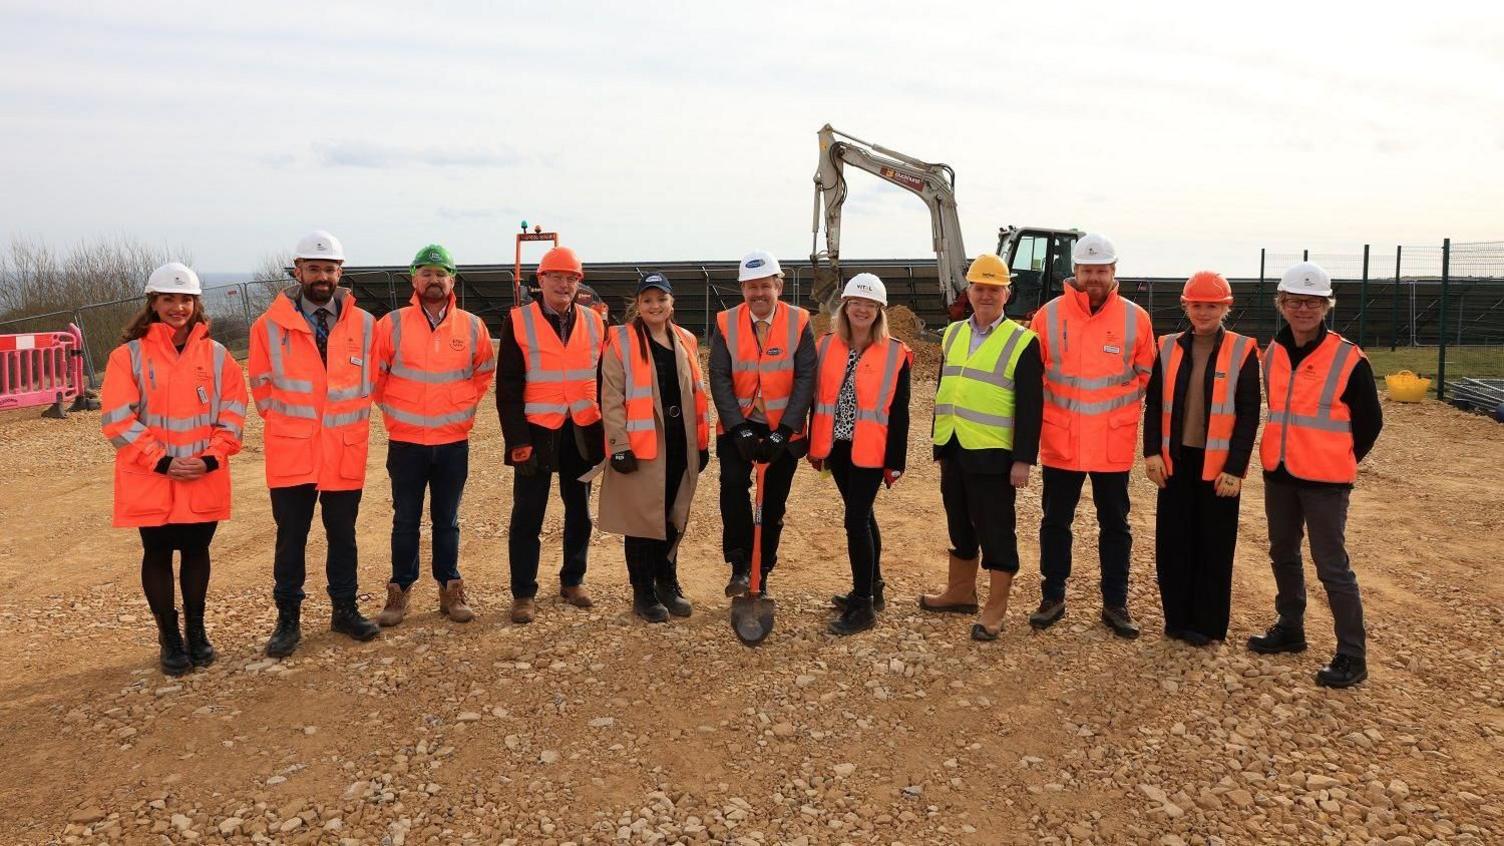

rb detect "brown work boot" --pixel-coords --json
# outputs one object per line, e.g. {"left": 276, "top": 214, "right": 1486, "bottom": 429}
{"left": 560, "top": 584, "right": 594, "bottom": 608}
{"left": 510, "top": 597, "right": 536, "bottom": 624}
{"left": 918, "top": 553, "right": 980, "bottom": 613}
{"left": 439, "top": 579, "right": 474, "bottom": 623}
{"left": 377, "top": 582, "right": 409, "bottom": 627}
{"left": 970, "top": 570, "right": 1015, "bottom": 641}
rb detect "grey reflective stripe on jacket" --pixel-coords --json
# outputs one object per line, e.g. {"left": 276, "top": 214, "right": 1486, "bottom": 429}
{"left": 386, "top": 308, "right": 476, "bottom": 385}
{"left": 518, "top": 304, "right": 600, "bottom": 384}
{"left": 110, "top": 338, "right": 240, "bottom": 446}
{"left": 725, "top": 303, "right": 799, "bottom": 374}
{"left": 814, "top": 337, "right": 903, "bottom": 426}
{"left": 941, "top": 319, "right": 1027, "bottom": 393}
{"left": 1266, "top": 338, "right": 1356, "bottom": 465}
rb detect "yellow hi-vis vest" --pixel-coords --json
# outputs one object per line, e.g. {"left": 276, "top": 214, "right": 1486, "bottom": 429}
{"left": 932, "top": 317, "right": 1035, "bottom": 451}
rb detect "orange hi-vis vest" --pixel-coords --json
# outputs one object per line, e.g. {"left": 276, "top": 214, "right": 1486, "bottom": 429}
{"left": 1261, "top": 332, "right": 1364, "bottom": 484}
{"left": 1031, "top": 285, "right": 1155, "bottom": 472}
{"left": 374, "top": 292, "right": 496, "bottom": 445}
{"left": 100, "top": 322, "right": 246, "bottom": 528}
{"left": 1155, "top": 330, "right": 1258, "bottom": 480}
{"left": 716, "top": 301, "right": 810, "bottom": 436}
{"left": 607, "top": 323, "right": 710, "bottom": 459}
{"left": 248, "top": 288, "right": 376, "bottom": 491}
{"left": 512, "top": 301, "right": 604, "bottom": 429}
{"left": 808, "top": 334, "right": 911, "bottom": 468}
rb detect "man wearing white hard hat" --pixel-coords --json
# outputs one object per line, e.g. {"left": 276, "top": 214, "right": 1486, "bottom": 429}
{"left": 708, "top": 250, "right": 817, "bottom": 597}
{"left": 1027, "top": 233, "right": 1155, "bottom": 638}
{"left": 805, "top": 273, "right": 912, "bottom": 635}
{"left": 919, "top": 254, "right": 1043, "bottom": 640}
{"left": 1247, "top": 261, "right": 1382, "bottom": 688}
{"left": 248, "top": 231, "right": 381, "bottom": 658}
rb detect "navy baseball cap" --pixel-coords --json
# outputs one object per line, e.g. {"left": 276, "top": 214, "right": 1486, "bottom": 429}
{"left": 637, "top": 272, "right": 672, "bottom": 294}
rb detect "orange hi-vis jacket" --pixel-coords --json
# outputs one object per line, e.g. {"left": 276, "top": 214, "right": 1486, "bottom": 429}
{"left": 512, "top": 300, "right": 604, "bottom": 429}
{"left": 100, "top": 322, "right": 246, "bottom": 528}
{"left": 1261, "top": 332, "right": 1364, "bottom": 483}
{"left": 808, "top": 334, "right": 912, "bottom": 468}
{"left": 1155, "top": 330, "right": 1259, "bottom": 480}
{"left": 248, "top": 287, "right": 376, "bottom": 490}
{"left": 1031, "top": 284, "right": 1155, "bottom": 472}
{"left": 606, "top": 323, "right": 710, "bottom": 459}
{"left": 373, "top": 292, "right": 496, "bottom": 445}
{"left": 715, "top": 301, "right": 810, "bottom": 436}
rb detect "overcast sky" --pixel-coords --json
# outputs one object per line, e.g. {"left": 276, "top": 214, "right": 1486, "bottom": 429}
{"left": 1, "top": 1, "right": 1500, "bottom": 278}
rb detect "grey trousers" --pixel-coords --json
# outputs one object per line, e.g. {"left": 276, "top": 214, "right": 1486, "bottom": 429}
{"left": 1264, "top": 477, "right": 1366, "bottom": 658}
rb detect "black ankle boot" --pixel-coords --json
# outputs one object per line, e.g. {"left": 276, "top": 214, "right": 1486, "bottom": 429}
{"left": 265, "top": 598, "right": 302, "bottom": 658}
{"left": 627, "top": 559, "right": 668, "bottom": 623}
{"left": 828, "top": 596, "right": 876, "bottom": 636}
{"left": 331, "top": 597, "right": 380, "bottom": 642}
{"left": 654, "top": 560, "right": 693, "bottom": 619}
{"left": 832, "top": 580, "right": 886, "bottom": 613}
{"left": 154, "top": 610, "right": 191, "bottom": 677}
{"left": 183, "top": 605, "right": 215, "bottom": 668}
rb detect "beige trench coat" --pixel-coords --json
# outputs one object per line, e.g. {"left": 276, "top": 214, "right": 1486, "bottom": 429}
{"left": 596, "top": 325, "right": 706, "bottom": 548}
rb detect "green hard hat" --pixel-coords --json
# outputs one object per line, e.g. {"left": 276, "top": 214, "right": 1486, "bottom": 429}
{"left": 410, "top": 243, "right": 456, "bottom": 274}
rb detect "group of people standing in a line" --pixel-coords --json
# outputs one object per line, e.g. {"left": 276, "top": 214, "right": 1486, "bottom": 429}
{"left": 101, "top": 230, "right": 1381, "bottom": 689}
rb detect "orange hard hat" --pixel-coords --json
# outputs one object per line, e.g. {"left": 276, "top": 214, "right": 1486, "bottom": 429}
{"left": 1182, "top": 270, "right": 1233, "bottom": 304}
{"left": 538, "top": 246, "right": 584, "bottom": 279}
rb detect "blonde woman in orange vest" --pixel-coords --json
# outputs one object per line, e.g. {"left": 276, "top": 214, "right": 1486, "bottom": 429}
{"left": 597, "top": 273, "right": 711, "bottom": 622}
{"left": 1247, "top": 262, "right": 1382, "bottom": 688}
{"left": 806, "top": 274, "right": 912, "bottom": 635}
{"left": 1142, "top": 272, "right": 1261, "bottom": 647}
{"left": 100, "top": 263, "right": 246, "bottom": 676}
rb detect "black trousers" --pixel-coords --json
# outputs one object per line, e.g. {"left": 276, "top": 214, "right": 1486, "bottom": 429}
{"left": 1265, "top": 477, "right": 1365, "bottom": 658}
{"left": 624, "top": 427, "right": 688, "bottom": 580}
{"left": 717, "top": 422, "right": 799, "bottom": 575}
{"left": 940, "top": 456, "right": 1019, "bottom": 573}
{"left": 1154, "top": 447, "right": 1239, "bottom": 640}
{"left": 1040, "top": 467, "right": 1132, "bottom": 606}
{"left": 509, "top": 427, "right": 592, "bottom": 599}
{"left": 387, "top": 440, "right": 468, "bottom": 589}
{"left": 270, "top": 485, "right": 362, "bottom": 603}
{"left": 827, "top": 440, "right": 884, "bottom": 597}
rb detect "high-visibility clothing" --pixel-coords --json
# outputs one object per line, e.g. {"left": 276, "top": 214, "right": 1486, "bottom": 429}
{"left": 512, "top": 301, "right": 604, "bottom": 429}
{"left": 606, "top": 323, "right": 710, "bottom": 459}
{"left": 931, "top": 318, "right": 1035, "bottom": 452}
{"left": 809, "top": 334, "right": 912, "bottom": 467}
{"left": 1155, "top": 330, "right": 1258, "bottom": 480}
{"left": 1030, "top": 285, "right": 1154, "bottom": 472}
{"left": 715, "top": 301, "right": 810, "bottom": 435}
{"left": 373, "top": 292, "right": 496, "bottom": 445}
{"left": 1261, "top": 332, "right": 1364, "bottom": 483}
{"left": 248, "top": 288, "right": 376, "bottom": 490}
{"left": 99, "top": 322, "right": 246, "bottom": 528}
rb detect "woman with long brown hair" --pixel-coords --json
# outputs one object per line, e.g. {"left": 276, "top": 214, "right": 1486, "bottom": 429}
{"left": 99, "top": 263, "right": 246, "bottom": 675}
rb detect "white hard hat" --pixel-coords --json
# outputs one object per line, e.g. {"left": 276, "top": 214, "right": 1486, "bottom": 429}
{"left": 738, "top": 250, "right": 783, "bottom": 282}
{"left": 1278, "top": 261, "right": 1333, "bottom": 297}
{"left": 145, "top": 262, "right": 202, "bottom": 296}
{"left": 294, "top": 230, "right": 345, "bottom": 263}
{"left": 841, "top": 273, "right": 888, "bottom": 306}
{"left": 1072, "top": 233, "right": 1117, "bottom": 266}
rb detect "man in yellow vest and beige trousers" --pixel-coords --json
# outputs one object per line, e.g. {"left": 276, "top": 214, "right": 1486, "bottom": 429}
{"left": 919, "top": 255, "right": 1044, "bottom": 640}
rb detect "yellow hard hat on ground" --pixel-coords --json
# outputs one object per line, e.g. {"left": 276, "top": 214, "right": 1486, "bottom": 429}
{"left": 966, "top": 253, "right": 1012, "bottom": 286}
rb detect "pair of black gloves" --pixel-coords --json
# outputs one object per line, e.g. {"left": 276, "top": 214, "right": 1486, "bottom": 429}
{"left": 730, "top": 423, "right": 794, "bottom": 464}
{"left": 611, "top": 448, "right": 711, "bottom": 475}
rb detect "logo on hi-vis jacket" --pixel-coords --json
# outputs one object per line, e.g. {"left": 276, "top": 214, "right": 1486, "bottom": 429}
{"left": 450, "top": 339, "right": 466, "bottom": 352}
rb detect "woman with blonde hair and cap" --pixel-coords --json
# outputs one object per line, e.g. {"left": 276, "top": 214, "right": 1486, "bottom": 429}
{"left": 806, "top": 273, "right": 912, "bottom": 635}
{"left": 597, "top": 272, "right": 712, "bottom": 622}
{"left": 99, "top": 263, "right": 247, "bottom": 675}
{"left": 1143, "top": 271, "right": 1260, "bottom": 647}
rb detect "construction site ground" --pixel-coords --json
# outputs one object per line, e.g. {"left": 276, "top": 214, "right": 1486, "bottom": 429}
{"left": 2, "top": 333, "right": 1502, "bottom": 845}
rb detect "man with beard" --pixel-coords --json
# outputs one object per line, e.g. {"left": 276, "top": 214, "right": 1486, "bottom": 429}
{"left": 372, "top": 244, "right": 496, "bottom": 626}
{"left": 249, "top": 231, "right": 381, "bottom": 658}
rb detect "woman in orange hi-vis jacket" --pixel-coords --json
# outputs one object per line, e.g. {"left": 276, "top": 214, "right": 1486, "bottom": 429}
{"left": 99, "top": 263, "right": 246, "bottom": 677}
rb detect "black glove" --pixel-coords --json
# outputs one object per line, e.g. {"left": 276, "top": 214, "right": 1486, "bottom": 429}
{"left": 697, "top": 448, "right": 710, "bottom": 474}
{"left": 732, "top": 424, "right": 760, "bottom": 462}
{"left": 610, "top": 450, "right": 639, "bottom": 474}
{"left": 757, "top": 425, "right": 792, "bottom": 463}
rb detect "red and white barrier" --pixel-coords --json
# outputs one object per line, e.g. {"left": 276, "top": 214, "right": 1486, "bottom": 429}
{"left": 0, "top": 324, "right": 86, "bottom": 413}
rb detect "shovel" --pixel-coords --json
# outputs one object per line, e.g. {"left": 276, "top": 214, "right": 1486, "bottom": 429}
{"left": 731, "top": 461, "right": 776, "bottom": 646}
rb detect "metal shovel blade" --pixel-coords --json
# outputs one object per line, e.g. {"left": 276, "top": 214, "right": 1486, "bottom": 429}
{"left": 731, "top": 594, "right": 776, "bottom": 646}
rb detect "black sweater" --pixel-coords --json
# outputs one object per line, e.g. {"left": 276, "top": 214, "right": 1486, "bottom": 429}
{"left": 1143, "top": 327, "right": 1262, "bottom": 477}
{"left": 1262, "top": 325, "right": 1383, "bottom": 488}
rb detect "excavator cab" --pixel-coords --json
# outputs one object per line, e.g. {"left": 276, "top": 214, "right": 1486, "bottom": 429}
{"left": 998, "top": 226, "right": 1081, "bottom": 320}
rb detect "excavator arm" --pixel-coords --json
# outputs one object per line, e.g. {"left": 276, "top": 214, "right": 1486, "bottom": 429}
{"left": 810, "top": 124, "right": 970, "bottom": 314}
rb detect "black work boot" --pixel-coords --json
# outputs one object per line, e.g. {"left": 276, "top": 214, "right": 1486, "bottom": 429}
{"left": 828, "top": 596, "right": 876, "bottom": 636}
{"left": 154, "top": 610, "right": 191, "bottom": 677}
{"left": 1101, "top": 606, "right": 1141, "bottom": 639}
{"left": 331, "top": 597, "right": 380, "bottom": 642}
{"left": 183, "top": 604, "right": 216, "bottom": 668}
{"left": 264, "top": 598, "right": 302, "bottom": 658}
{"left": 724, "top": 563, "right": 750, "bottom": 598}
{"left": 1246, "top": 622, "right": 1308, "bottom": 655}
{"left": 1028, "top": 598, "right": 1066, "bottom": 629}
{"left": 832, "top": 580, "right": 885, "bottom": 613}
{"left": 654, "top": 561, "right": 693, "bottom": 618}
{"left": 1316, "top": 653, "right": 1367, "bottom": 688}
{"left": 629, "top": 560, "right": 669, "bottom": 623}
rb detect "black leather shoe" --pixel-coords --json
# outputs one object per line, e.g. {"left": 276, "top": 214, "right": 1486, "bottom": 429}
{"left": 724, "top": 568, "right": 750, "bottom": 598}
{"left": 654, "top": 576, "right": 692, "bottom": 618}
{"left": 183, "top": 606, "right": 216, "bottom": 668}
{"left": 265, "top": 599, "right": 302, "bottom": 658}
{"left": 1179, "top": 629, "right": 1211, "bottom": 647}
{"left": 828, "top": 597, "right": 876, "bottom": 636}
{"left": 833, "top": 580, "right": 885, "bottom": 613}
{"left": 1247, "top": 622, "right": 1307, "bottom": 655}
{"left": 1101, "top": 606, "right": 1141, "bottom": 639}
{"left": 331, "top": 598, "right": 380, "bottom": 642}
{"left": 1028, "top": 598, "right": 1066, "bottom": 630}
{"left": 1316, "top": 653, "right": 1367, "bottom": 688}
{"left": 154, "top": 610, "right": 192, "bottom": 677}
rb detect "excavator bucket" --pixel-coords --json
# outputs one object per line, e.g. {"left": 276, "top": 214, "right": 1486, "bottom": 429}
{"left": 811, "top": 264, "right": 843, "bottom": 313}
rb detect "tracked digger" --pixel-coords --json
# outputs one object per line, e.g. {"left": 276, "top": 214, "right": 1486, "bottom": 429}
{"left": 810, "top": 123, "right": 1082, "bottom": 325}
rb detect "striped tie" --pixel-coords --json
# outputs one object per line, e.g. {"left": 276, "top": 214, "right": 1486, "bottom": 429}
{"left": 314, "top": 308, "right": 330, "bottom": 364}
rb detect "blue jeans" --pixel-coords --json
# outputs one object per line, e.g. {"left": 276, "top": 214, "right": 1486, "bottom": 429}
{"left": 387, "top": 439, "right": 468, "bottom": 589}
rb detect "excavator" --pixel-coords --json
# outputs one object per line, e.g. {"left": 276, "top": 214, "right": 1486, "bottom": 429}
{"left": 810, "top": 123, "right": 1082, "bottom": 323}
